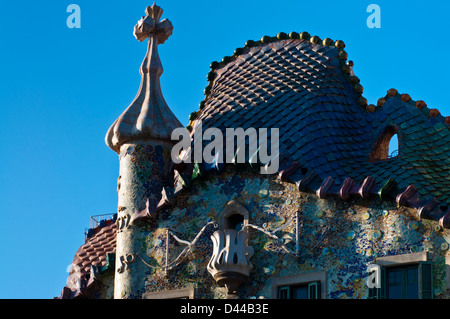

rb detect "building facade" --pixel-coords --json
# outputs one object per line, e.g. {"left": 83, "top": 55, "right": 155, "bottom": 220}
{"left": 59, "top": 4, "right": 450, "bottom": 299}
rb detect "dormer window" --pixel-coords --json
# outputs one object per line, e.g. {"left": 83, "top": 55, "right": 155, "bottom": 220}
{"left": 370, "top": 125, "right": 399, "bottom": 161}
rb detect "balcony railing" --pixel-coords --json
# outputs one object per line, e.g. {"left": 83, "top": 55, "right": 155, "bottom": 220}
{"left": 89, "top": 213, "right": 116, "bottom": 229}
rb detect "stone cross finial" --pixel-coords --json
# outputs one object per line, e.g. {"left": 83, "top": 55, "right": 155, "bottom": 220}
{"left": 133, "top": 3, "right": 173, "bottom": 44}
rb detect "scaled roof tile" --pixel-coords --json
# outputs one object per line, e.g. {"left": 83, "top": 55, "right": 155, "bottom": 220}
{"left": 66, "top": 220, "right": 116, "bottom": 293}
{"left": 187, "top": 35, "right": 449, "bottom": 212}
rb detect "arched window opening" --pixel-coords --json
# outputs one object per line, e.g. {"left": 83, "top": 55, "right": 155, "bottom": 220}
{"left": 219, "top": 200, "right": 249, "bottom": 233}
{"left": 370, "top": 126, "right": 399, "bottom": 161}
{"left": 388, "top": 133, "right": 399, "bottom": 158}
{"left": 225, "top": 213, "right": 244, "bottom": 231}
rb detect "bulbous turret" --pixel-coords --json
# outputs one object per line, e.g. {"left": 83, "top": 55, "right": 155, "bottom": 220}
{"left": 107, "top": 4, "right": 182, "bottom": 299}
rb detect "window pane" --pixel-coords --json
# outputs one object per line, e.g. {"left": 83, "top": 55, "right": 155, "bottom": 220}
{"left": 407, "top": 282, "right": 419, "bottom": 299}
{"left": 388, "top": 285, "right": 402, "bottom": 299}
{"left": 388, "top": 271, "right": 395, "bottom": 282}
{"left": 407, "top": 268, "right": 418, "bottom": 282}
{"left": 387, "top": 268, "right": 403, "bottom": 299}
{"left": 291, "top": 286, "right": 308, "bottom": 299}
{"left": 388, "top": 270, "right": 401, "bottom": 284}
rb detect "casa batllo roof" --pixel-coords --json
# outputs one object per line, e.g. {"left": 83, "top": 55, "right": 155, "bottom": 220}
{"left": 183, "top": 31, "right": 450, "bottom": 228}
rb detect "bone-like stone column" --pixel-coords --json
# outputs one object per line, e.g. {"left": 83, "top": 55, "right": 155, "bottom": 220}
{"left": 114, "top": 140, "right": 173, "bottom": 298}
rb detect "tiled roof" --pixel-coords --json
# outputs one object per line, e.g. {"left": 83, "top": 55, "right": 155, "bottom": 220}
{"left": 179, "top": 32, "right": 450, "bottom": 228}
{"left": 74, "top": 220, "right": 116, "bottom": 279}
{"left": 58, "top": 219, "right": 116, "bottom": 298}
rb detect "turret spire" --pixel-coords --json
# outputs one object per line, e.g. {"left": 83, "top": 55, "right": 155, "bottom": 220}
{"left": 105, "top": 3, "right": 182, "bottom": 153}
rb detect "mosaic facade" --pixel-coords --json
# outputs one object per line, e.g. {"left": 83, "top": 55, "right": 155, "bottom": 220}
{"left": 119, "top": 165, "right": 450, "bottom": 299}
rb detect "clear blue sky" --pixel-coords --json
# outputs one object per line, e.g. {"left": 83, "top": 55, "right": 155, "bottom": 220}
{"left": 0, "top": 0, "right": 448, "bottom": 299}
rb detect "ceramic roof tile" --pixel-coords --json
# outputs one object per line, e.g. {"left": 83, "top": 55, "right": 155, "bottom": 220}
{"left": 66, "top": 220, "right": 117, "bottom": 292}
